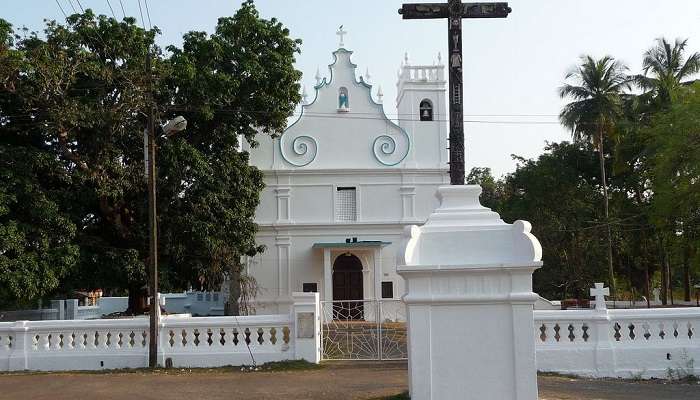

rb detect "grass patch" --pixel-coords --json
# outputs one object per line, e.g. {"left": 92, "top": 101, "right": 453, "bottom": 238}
{"left": 251, "top": 360, "right": 323, "bottom": 372}
{"left": 372, "top": 392, "right": 409, "bottom": 400}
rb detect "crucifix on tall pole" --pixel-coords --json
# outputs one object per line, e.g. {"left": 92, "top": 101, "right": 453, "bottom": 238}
{"left": 399, "top": 1, "right": 511, "bottom": 185}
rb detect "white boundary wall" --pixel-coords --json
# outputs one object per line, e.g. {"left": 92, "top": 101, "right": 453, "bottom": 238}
{"left": 535, "top": 307, "right": 700, "bottom": 379}
{"left": 0, "top": 292, "right": 320, "bottom": 372}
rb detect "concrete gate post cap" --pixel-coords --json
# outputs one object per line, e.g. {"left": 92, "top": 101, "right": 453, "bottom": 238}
{"left": 398, "top": 185, "right": 542, "bottom": 269}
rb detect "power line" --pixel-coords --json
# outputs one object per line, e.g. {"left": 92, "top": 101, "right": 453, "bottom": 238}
{"left": 106, "top": 0, "right": 117, "bottom": 19}
{"left": 1, "top": 109, "right": 564, "bottom": 126}
{"left": 137, "top": 0, "right": 146, "bottom": 30}
{"left": 75, "top": 0, "right": 84, "bottom": 12}
{"left": 118, "top": 0, "right": 126, "bottom": 18}
{"left": 49, "top": 4, "right": 145, "bottom": 96}
{"left": 144, "top": 0, "right": 153, "bottom": 29}
{"left": 55, "top": 0, "right": 68, "bottom": 18}
{"left": 66, "top": 0, "right": 77, "bottom": 13}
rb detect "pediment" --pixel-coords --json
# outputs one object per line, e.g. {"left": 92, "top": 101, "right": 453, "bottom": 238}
{"left": 278, "top": 49, "right": 410, "bottom": 169}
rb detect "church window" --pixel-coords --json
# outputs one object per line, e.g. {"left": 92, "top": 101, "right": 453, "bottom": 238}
{"left": 303, "top": 283, "right": 318, "bottom": 293}
{"left": 419, "top": 99, "right": 433, "bottom": 121}
{"left": 336, "top": 186, "right": 357, "bottom": 221}
{"left": 381, "top": 281, "right": 394, "bottom": 299}
{"left": 338, "top": 87, "right": 350, "bottom": 109}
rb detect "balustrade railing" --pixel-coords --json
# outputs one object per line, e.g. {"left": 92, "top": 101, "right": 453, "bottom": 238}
{"left": 0, "top": 292, "right": 319, "bottom": 371}
{"left": 534, "top": 307, "right": 700, "bottom": 379}
{"left": 396, "top": 65, "right": 445, "bottom": 100}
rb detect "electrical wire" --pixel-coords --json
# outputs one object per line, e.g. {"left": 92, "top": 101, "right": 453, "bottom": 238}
{"left": 137, "top": 0, "right": 146, "bottom": 30}
{"left": 0, "top": 110, "right": 564, "bottom": 126}
{"left": 53, "top": 2, "right": 144, "bottom": 94}
{"left": 118, "top": 0, "right": 126, "bottom": 18}
{"left": 144, "top": 0, "right": 153, "bottom": 29}
{"left": 106, "top": 0, "right": 117, "bottom": 19}
{"left": 66, "top": 0, "right": 77, "bottom": 13}
{"left": 55, "top": 0, "right": 69, "bottom": 18}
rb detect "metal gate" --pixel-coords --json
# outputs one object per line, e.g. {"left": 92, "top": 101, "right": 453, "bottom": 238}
{"left": 320, "top": 300, "right": 407, "bottom": 360}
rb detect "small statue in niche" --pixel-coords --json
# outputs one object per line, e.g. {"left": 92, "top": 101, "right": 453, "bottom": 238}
{"left": 338, "top": 87, "right": 349, "bottom": 109}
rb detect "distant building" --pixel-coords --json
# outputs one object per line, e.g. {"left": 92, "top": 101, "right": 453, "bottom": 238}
{"left": 243, "top": 38, "right": 448, "bottom": 314}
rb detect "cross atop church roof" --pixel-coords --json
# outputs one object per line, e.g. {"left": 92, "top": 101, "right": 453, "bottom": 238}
{"left": 336, "top": 25, "right": 347, "bottom": 48}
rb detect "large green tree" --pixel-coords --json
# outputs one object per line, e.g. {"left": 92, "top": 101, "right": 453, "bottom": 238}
{"left": 0, "top": 2, "right": 301, "bottom": 313}
{"left": 159, "top": 5, "right": 302, "bottom": 314}
{"left": 645, "top": 83, "right": 700, "bottom": 302}
{"left": 559, "top": 55, "right": 631, "bottom": 299}
{"left": 496, "top": 143, "right": 607, "bottom": 299}
{"left": 0, "top": 19, "right": 80, "bottom": 307}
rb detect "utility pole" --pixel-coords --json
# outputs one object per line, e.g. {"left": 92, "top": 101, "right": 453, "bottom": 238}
{"left": 146, "top": 50, "right": 159, "bottom": 369}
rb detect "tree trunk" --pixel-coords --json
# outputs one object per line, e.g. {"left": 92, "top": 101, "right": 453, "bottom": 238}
{"left": 660, "top": 240, "right": 668, "bottom": 305}
{"left": 126, "top": 282, "right": 148, "bottom": 315}
{"left": 683, "top": 240, "right": 691, "bottom": 302}
{"left": 645, "top": 263, "right": 651, "bottom": 308}
{"left": 667, "top": 247, "right": 673, "bottom": 305}
{"left": 224, "top": 262, "right": 241, "bottom": 316}
{"left": 597, "top": 128, "right": 616, "bottom": 301}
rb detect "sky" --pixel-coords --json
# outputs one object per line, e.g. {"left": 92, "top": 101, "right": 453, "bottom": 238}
{"left": 4, "top": 0, "right": 700, "bottom": 177}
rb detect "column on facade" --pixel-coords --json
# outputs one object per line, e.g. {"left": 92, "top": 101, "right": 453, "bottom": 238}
{"left": 362, "top": 254, "right": 371, "bottom": 300}
{"left": 323, "top": 248, "right": 332, "bottom": 302}
{"left": 373, "top": 248, "right": 382, "bottom": 300}
{"left": 275, "top": 187, "right": 291, "bottom": 223}
{"left": 399, "top": 186, "right": 416, "bottom": 222}
{"left": 275, "top": 235, "right": 291, "bottom": 312}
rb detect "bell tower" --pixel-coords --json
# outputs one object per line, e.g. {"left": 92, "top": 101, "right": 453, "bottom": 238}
{"left": 396, "top": 53, "right": 448, "bottom": 170}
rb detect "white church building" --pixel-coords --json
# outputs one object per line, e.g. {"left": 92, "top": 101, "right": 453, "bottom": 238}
{"left": 243, "top": 36, "right": 449, "bottom": 314}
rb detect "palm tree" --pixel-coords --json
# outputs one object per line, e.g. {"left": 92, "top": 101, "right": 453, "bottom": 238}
{"left": 636, "top": 38, "right": 700, "bottom": 107}
{"left": 559, "top": 55, "right": 631, "bottom": 300}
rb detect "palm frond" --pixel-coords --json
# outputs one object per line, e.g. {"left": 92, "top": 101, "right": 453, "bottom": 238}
{"left": 559, "top": 54, "right": 629, "bottom": 144}
{"left": 678, "top": 51, "right": 700, "bottom": 81}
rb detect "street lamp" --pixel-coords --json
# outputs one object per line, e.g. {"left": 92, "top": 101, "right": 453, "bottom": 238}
{"left": 146, "top": 114, "right": 187, "bottom": 368}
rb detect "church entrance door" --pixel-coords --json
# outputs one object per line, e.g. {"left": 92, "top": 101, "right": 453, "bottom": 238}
{"left": 332, "top": 253, "right": 364, "bottom": 320}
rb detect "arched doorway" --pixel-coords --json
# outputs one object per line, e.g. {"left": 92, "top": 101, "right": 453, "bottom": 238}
{"left": 332, "top": 253, "right": 363, "bottom": 319}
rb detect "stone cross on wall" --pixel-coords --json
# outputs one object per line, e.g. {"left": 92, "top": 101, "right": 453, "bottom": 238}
{"left": 590, "top": 282, "right": 610, "bottom": 311}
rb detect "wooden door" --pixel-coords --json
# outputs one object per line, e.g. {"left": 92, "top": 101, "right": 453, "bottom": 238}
{"left": 332, "top": 254, "right": 364, "bottom": 320}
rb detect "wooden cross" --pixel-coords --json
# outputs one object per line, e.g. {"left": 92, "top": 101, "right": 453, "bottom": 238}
{"left": 399, "top": 1, "right": 511, "bottom": 185}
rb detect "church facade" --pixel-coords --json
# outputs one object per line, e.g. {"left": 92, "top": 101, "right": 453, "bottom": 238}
{"left": 243, "top": 41, "right": 448, "bottom": 314}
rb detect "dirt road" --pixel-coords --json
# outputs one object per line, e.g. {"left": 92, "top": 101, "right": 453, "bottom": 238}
{"left": 1, "top": 362, "right": 698, "bottom": 400}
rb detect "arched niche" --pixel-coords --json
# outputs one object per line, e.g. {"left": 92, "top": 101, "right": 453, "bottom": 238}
{"left": 338, "top": 87, "right": 350, "bottom": 110}
{"left": 419, "top": 99, "right": 433, "bottom": 121}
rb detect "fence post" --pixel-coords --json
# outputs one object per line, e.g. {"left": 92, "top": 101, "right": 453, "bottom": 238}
{"left": 8, "top": 321, "right": 29, "bottom": 371}
{"left": 65, "top": 299, "right": 79, "bottom": 320}
{"left": 290, "top": 292, "right": 320, "bottom": 363}
{"left": 50, "top": 300, "right": 65, "bottom": 320}
{"left": 156, "top": 293, "right": 167, "bottom": 367}
{"left": 592, "top": 307, "right": 616, "bottom": 377}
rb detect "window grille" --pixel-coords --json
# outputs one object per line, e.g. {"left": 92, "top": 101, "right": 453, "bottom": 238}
{"left": 336, "top": 187, "right": 357, "bottom": 221}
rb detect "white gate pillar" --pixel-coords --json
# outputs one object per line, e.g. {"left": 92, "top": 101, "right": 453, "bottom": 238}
{"left": 291, "top": 292, "right": 321, "bottom": 363}
{"left": 397, "top": 186, "right": 542, "bottom": 400}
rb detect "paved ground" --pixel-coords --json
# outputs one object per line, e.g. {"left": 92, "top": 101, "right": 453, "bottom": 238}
{"left": 1, "top": 362, "right": 699, "bottom": 400}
